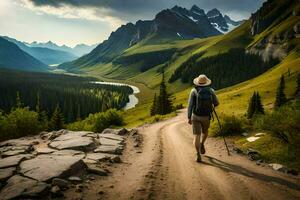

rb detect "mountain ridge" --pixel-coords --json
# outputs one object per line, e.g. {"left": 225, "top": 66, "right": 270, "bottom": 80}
{"left": 60, "top": 5, "right": 243, "bottom": 70}
{"left": 0, "top": 37, "right": 49, "bottom": 72}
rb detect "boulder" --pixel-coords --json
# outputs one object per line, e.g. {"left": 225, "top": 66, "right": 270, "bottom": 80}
{"left": 49, "top": 136, "right": 96, "bottom": 152}
{"left": 20, "top": 154, "right": 86, "bottom": 182}
{"left": 102, "top": 128, "right": 128, "bottom": 135}
{"left": 0, "top": 154, "right": 33, "bottom": 168}
{"left": 94, "top": 145, "right": 123, "bottom": 155}
{"left": 0, "top": 167, "right": 15, "bottom": 181}
{"left": 0, "top": 175, "right": 49, "bottom": 200}
{"left": 68, "top": 176, "right": 82, "bottom": 182}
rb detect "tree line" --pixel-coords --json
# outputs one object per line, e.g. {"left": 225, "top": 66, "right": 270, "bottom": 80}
{"left": 0, "top": 69, "right": 133, "bottom": 123}
{"left": 169, "top": 49, "right": 280, "bottom": 89}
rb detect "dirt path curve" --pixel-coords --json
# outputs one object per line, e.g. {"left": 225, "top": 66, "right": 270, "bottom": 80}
{"left": 77, "top": 110, "right": 300, "bottom": 200}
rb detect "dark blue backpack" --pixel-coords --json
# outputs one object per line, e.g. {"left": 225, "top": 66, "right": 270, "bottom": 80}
{"left": 193, "top": 87, "right": 213, "bottom": 117}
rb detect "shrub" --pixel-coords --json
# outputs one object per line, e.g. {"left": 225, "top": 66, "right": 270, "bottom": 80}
{"left": 210, "top": 115, "right": 245, "bottom": 136}
{"left": 0, "top": 108, "right": 42, "bottom": 141}
{"left": 68, "top": 109, "right": 123, "bottom": 133}
{"left": 254, "top": 99, "right": 300, "bottom": 143}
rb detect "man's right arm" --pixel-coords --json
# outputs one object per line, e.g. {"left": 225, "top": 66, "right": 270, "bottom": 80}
{"left": 187, "top": 89, "right": 195, "bottom": 120}
{"left": 211, "top": 88, "right": 219, "bottom": 107}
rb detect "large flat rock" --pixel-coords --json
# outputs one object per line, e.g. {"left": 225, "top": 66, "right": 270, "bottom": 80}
{"left": 1, "top": 149, "right": 27, "bottom": 157}
{"left": 99, "top": 137, "right": 123, "bottom": 146}
{"left": 0, "top": 154, "right": 33, "bottom": 168}
{"left": 52, "top": 131, "right": 92, "bottom": 141}
{"left": 94, "top": 145, "right": 123, "bottom": 155}
{"left": 86, "top": 153, "right": 116, "bottom": 162}
{"left": 20, "top": 154, "right": 86, "bottom": 182}
{"left": 0, "top": 175, "right": 49, "bottom": 200}
{"left": 52, "top": 149, "right": 84, "bottom": 156}
{"left": 35, "top": 147, "right": 57, "bottom": 154}
{"left": 99, "top": 133, "right": 125, "bottom": 141}
{"left": 0, "top": 167, "right": 15, "bottom": 181}
{"left": 49, "top": 136, "right": 96, "bottom": 151}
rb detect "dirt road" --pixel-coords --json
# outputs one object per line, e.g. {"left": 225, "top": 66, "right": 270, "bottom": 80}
{"left": 74, "top": 110, "right": 300, "bottom": 200}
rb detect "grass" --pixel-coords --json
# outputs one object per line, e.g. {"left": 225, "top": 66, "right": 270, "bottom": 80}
{"left": 236, "top": 133, "right": 300, "bottom": 171}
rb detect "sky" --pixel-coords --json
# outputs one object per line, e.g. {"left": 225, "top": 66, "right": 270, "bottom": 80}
{"left": 0, "top": 0, "right": 265, "bottom": 47}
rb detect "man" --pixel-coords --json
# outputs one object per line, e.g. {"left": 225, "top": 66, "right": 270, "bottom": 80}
{"left": 187, "top": 74, "right": 219, "bottom": 162}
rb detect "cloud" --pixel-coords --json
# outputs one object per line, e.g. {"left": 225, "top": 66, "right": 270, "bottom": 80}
{"left": 21, "top": 0, "right": 265, "bottom": 23}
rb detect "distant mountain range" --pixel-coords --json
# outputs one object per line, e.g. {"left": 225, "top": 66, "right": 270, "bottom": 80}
{"left": 60, "top": 5, "right": 243, "bottom": 69}
{"left": 28, "top": 41, "right": 97, "bottom": 57}
{"left": 3, "top": 36, "right": 78, "bottom": 65}
{"left": 0, "top": 37, "right": 49, "bottom": 72}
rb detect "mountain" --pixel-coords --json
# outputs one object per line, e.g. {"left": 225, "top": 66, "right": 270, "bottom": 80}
{"left": 207, "top": 8, "right": 243, "bottom": 33}
{"left": 0, "top": 37, "right": 49, "bottom": 72}
{"left": 3, "top": 36, "right": 78, "bottom": 65}
{"left": 60, "top": 5, "right": 240, "bottom": 70}
{"left": 29, "top": 41, "right": 97, "bottom": 57}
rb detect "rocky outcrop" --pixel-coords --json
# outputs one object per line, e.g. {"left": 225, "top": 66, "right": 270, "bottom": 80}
{"left": 0, "top": 128, "right": 134, "bottom": 199}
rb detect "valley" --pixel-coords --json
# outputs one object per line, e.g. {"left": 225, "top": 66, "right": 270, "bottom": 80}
{"left": 0, "top": 0, "right": 300, "bottom": 199}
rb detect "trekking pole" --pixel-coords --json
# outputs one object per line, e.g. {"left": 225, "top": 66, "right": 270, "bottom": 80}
{"left": 212, "top": 107, "right": 231, "bottom": 156}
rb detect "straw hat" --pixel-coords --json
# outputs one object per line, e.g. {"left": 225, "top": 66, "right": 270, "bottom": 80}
{"left": 193, "top": 74, "right": 212, "bottom": 86}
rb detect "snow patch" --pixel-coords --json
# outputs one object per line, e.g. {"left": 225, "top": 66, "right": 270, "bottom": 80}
{"left": 188, "top": 16, "right": 198, "bottom": 22}
{"left": 211, "top": 23, "right": 226, "bottom": 34}
{"left": 177, "top": 33, "right": 181, "bottom": 37}
{"left": 192, "top": 11, "right": 204, "bottom": 16}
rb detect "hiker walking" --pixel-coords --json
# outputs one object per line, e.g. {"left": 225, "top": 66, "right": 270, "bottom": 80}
{"left": 187, "top": 74, "right": 219, "bottom": 162}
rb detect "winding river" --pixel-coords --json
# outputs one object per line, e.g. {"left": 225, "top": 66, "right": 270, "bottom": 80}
{"left": 91, "top": 81, "right": 140, "bottom": 110}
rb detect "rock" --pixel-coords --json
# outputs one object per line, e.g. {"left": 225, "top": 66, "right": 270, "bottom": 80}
{"left": 68, "top": 176, "right": 82, "bottom": 182}
{"left": 233, "top": 147, "right": 243, "bottom": 154}
{"left": 287, "top": 169, "right": 299, "bottom": 176}
{"left": 86, "top": 153, "right": 113, "bottom": 162}
{"left": 1, "top": 149, "right": 27, "bottom": 157}
{"left": 87, "top": 165, "right": 108, "bottom": 176}
{"left": 0, "top": 175, "right": 49, "bottom": 200}
{"left": 111, "top": 156, "right": 122, "bottom": 163}
{"left": 256, "top": 159, "right": 263, "bottom": 165}
{"left": 51, "top": 185, "right": 63, "bottom": 197}
{"left": 246, "top": 148, "right": 259, "bottom": 155}
{"left": 99, "top": 133, "right": 125, "bottom": 141}
{"left": 52, "top": 178, "right": 69, "bottom": 188}
{"left": 35, "top": 147, "right": 57, "bottom": 154}
{"left": 294, "top": 22, "right": 300, "bottom": 34}
{"left": 75, "top": 184, "right": 84, "bottom": 192}
{"left": 269, "top": 163, "right": 288, "bottom": 173}
{"left": 99, "top": 137, "right": 123, "bottom": 146}
{"left": 241, "top": 132, "right": 249, "bottom": 137}
{"left": 20, "top": 154, "right": 86, "bottom": 182}
{"left": 0, "top": 167, "right": 15, "bottom": 181}
{"left": 0, "top": 154, "right": 33, "bottom": 168}
{"left": 117, "top": 128, "right": 128, "bottom": 135}
{"left": 49, "top": 135, "right": 96, "bottom": 152}
{"left": 0, "top": 138, "right": 35, "bottom": 147}
{"left": 129, "top": 129, "right": 138, "bottom": 136}
{"left": 52, "top": 149, "right": 84, "bottom": 156}
{"left": 82, "top": 159, "right": 98, "bottom": 165}
{"left": 94, "top": 145, "right": 123, "bottom": 155}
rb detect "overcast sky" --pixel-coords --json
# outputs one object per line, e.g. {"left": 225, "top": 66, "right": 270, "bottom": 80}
{"left": 0, "top": 0, "right": 265, "bottom": 47}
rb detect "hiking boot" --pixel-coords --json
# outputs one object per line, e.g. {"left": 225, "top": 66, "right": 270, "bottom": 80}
{"left": 200, "top": 143, "right": 206, "bottom": 154}
{"left": 196, "top": 153, "right": 202, "bottom": 162}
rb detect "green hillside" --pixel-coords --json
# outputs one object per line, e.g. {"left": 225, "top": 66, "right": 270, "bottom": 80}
{"left": 0, "top": 37, "right": 49, "bottom": 72}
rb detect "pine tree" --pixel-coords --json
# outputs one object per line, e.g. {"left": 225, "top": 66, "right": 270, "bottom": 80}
{"left": 150, "top": 93, "right": 157, "bottom": 116}
{"left": 76, "top": 104, "right": 81, "bottom": 121}
{"left": 274, "top": 75, "right": 287, "bottom": 108}
{"left": 49, "top": 104, "right": 65, "bottom": 131}
{"left": 255, "top": 92, "right": 264, "bottom": 115}
{"left": 247, "top": 92, "right": 256, "bottom": 119}
{"left": 15, "top": 91, "right": 23, "bottom": 108}
{"left": 157, "top": 72, "right": 173, "bottom": 115}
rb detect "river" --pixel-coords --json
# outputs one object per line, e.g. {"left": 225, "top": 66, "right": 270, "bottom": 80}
{"left": 91, "top": 81, "right": 140, "bottom": 110}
